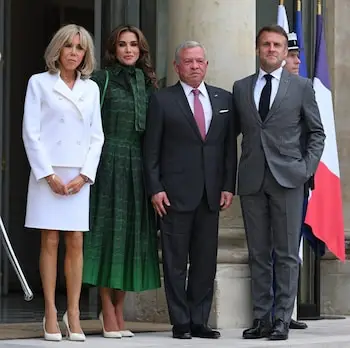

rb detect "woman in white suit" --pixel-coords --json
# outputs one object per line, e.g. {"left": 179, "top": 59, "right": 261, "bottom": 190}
{"left": 22, "top": 24, "right": 104, "bottom": 341}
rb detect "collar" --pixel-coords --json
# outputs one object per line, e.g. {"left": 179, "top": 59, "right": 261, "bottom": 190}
{"left": 258, "top": 66, "right": 283, "bottom": 81}
{"left": 57, "top": 69, "right": 82, "bottom": 81}
{"left": 110, "top": 62, "right": 138, "bottom": 76}
{"left": 180, "top": 80, "right": 208, "bottom": 97}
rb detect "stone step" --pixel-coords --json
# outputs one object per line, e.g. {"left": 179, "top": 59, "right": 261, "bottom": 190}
{"left": 2, "top": 318, "right": 350, "bottom": 347}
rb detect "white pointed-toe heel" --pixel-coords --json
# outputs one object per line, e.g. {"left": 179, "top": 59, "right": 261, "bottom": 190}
{"left": 43, "top": 317, "right": 62, "bottom": 341}
{"left": 99, "top": 312, "right": 122, "bottom": 338}
{"left": 120, "top": 330, "right": 134, "bottom": 337}
{"left": 62, "top": 311, "right": 86, "bottom": 341}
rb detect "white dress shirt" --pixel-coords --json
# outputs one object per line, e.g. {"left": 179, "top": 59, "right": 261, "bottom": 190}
{"left": 180, "top": 80, "right": 212, "bottom": 134}
{"left": 254, "top": 66, "right": 283, "bottom": 111}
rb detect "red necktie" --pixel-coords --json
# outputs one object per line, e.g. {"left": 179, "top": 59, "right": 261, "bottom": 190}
{"left": 192, "top": 89, "right": 206, "bottom": 139}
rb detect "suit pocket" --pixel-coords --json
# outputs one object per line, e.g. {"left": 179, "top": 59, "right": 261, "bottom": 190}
{"left": 279, "top": 147, "right": 302, "bottom": 159}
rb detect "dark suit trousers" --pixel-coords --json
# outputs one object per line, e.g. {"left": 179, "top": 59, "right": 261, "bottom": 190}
{"left": 160, "top": 193, "right": 219, "bottom": 329}
{"left": 240, "top": 166, "right": 303, "bottom": 323}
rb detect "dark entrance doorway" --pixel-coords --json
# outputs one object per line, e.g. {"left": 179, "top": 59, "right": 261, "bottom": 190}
{"left": 0, "top": 0, "right": 97, "bottom": 323}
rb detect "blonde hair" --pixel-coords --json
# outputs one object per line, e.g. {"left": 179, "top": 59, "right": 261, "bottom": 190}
{"left": 44, "top": 24, "right": 96, "bottom": 79}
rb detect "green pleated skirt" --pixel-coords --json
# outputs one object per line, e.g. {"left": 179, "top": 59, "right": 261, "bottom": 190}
{"left": 83, "top": 140, "right": 161, "bottom": 291}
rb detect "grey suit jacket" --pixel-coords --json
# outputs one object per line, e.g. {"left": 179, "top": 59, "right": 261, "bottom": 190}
{"left": 233, "top": 68, "right": 325, "bottom": 195}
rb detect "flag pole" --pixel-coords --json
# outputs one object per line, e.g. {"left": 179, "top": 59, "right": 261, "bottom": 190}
{"left": 297, "top": 0, "right": 301, "bottom": 12}
{"left": 314, "top": 0, "right": 323, "bottom": 320}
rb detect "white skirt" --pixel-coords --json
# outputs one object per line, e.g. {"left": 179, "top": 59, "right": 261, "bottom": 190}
{"left": 25, "top": 167, "right": 90, "bottom": 231}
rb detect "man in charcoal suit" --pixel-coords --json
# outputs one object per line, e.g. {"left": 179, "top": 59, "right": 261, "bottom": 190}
{"left": 144, "top": 41, "right": 236, "bottom": 339}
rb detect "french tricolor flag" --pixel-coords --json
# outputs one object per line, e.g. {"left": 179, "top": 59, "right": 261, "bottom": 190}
{"left": 305, "top": 11, "right": 345, "bottom": 261}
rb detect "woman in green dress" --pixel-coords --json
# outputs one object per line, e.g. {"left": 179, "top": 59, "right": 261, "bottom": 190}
{"left": 83, "top": 25, "right": 160, "bottom": 338}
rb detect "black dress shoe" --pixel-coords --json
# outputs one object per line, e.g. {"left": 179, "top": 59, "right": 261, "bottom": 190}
{"left": 269, "top": 319, "right": 289, "bottom": 340}
{"left": 289, "top": 319, "right": 308, "bottom": 330}
{"left": 191, "top": 325, "right": 221, "bottom": 339}
{"left": 172, "top": 331, "right": 192, "bottom": 339}
{"left": 242, "top": 319, "right": 271, "bottom": 339}
{"left": 172, "top": 325, "right": 192, "bottom": 339}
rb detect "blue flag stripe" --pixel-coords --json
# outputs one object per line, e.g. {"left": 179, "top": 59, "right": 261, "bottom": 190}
{"left": 295, "top": 9, "right": 308, "bottom": 78}
{"left": 314, "top": 14, "right": 331, "bottom": 89}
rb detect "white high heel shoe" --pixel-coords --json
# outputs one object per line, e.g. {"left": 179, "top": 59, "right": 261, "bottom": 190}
{"left": 43, "top": 317, "right": 62, "bottom": 341}
{"left": 120, "top": 330, "right": 134, "bottom": 337}
{"left": 99, "top": 312, "right": 122, "bottom": 338}
{"left": 62, "top": 311, "right": 86, "bottom": 341}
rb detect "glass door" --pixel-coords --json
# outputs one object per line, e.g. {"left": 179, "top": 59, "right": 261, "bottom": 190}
{"left": 0, "top": 0, "right": 5, "bottom": 297}
{"left": 0, "top": 0, "right": 11, "bottom": 298}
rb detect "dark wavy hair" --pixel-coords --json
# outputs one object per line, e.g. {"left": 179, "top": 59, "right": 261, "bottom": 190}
{"left": 104, "top": 25, "right": 158, "bottom": 88}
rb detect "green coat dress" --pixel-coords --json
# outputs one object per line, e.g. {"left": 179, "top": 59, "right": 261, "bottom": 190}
{"left": 82, "top": 63, "right": 161, "bottom": 291}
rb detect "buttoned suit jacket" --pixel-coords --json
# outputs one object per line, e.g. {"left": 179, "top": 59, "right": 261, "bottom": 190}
{"left": 22, "top": 71, "right": 104, "bottom": 183}
{"left": 233, "top": 68, "right": 325, "bottom": 195}
{"left": 143, "top": 81, "right": 237, "bottom": 212}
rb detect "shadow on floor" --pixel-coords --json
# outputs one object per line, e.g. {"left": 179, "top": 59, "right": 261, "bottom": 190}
{"left": 0, "top": 292, "right": 170, "bottom": 339}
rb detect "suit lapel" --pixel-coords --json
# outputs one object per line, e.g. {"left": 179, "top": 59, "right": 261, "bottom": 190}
{"left": 53, "top": 74, "right": 85, "bottom": 119}
{"left": 174, "top": 82, "right": 203, "bottom": 141}
{"left": 248, "top": 73, "right": 262, "bottom": 124}
{"left": 205, "top": 84, "right": 220, "bottom": 140}
{"left": 265, "top": 69, "right": 291, "bottom": 122}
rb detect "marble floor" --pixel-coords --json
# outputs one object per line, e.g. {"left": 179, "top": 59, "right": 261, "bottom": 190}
{"left": 0, "top": 291, "right": 171, "bottom": 340}
{"left": 2, "top": 319, "right": 350, "bottom": 348}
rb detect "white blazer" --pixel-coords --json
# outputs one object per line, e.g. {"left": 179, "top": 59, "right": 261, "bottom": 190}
{"left": 22, "top": 71, "right": 104, "bottom": 183}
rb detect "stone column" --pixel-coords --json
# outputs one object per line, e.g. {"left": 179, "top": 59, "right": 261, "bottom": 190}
{"left": 124, "top": 0, "right": 256, "bottom": 328}
{"left": 166, "top": 0, "right": 256, "bottom": 88}
{"left": 166, "top": 0, "right": 256, "bottom": 329}
{"left": 320, "top": 0, "right": 350, "bottom": 316}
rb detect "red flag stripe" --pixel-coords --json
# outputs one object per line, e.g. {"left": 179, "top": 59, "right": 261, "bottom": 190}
{"left": 305, "top": 162, "right": 345, "bottom": 261}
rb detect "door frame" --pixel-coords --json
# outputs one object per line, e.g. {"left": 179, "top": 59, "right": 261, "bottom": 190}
{"left": 0, "top": 0, "right": 10, "bottom": 297}
{"left": 0, "top": 0, "right": 4, "bottom": 297}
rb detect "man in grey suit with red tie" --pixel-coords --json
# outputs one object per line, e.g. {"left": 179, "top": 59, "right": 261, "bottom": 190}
{"left": 143, "top": 41, "right": 236, "bottom": 340}
{"left": 233, "top": 25, "right": 325, "bottom": 341}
